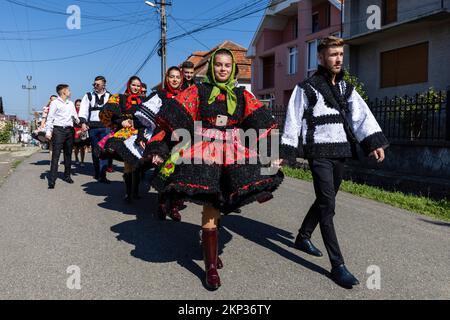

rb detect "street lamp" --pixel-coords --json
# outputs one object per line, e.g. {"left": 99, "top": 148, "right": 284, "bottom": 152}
{"left": 145, "top": 1, "right": 157, "bottom": 8}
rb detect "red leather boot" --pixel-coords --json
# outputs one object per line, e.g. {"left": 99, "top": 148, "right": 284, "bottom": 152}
{"left": 202, "top": 228, "right": 221, "bottom": 290}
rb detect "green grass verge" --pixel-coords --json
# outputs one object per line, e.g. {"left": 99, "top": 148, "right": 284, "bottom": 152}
{"left": 11, "top": 159, "right": 22, "bottom": 169}
{"left": 282, "top": 166, "right": 450, "bottom": 222}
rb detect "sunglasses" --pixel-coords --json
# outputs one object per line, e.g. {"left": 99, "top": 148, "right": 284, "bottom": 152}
{"left": 93, "top": 83, "right": 102, "bottom": 87}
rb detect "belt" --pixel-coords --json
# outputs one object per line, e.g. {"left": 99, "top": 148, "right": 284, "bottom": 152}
{"left": 54, "top": 125, "right": 73, "bottom": 129}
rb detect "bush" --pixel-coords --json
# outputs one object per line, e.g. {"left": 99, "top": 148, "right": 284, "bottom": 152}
{"left": 0, "top": 121, "right": 13, "bottom": 144}
{"left": 343, "top": 70, "right": 369, "bottom": 102}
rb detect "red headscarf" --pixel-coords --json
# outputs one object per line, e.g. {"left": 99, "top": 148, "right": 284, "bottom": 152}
{"left": 163, "top": 67, "right": 183, "bottom": 99}
{"left": 124, "top": 76, "right": 142, "bottom": 110}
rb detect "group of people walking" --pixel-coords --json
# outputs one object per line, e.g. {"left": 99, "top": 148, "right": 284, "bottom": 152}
{"left": 40, "top": 37, "right": 388, "bottom": 291}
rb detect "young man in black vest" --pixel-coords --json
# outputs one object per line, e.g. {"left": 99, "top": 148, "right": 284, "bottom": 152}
{"left": 78, "top": 76, "right": 111, "bottom": 183}
{"left": 45, "top": 84, "right": 78, "bottom": 189}
{"left": 280, "top": 36, "right": 389, "bottom": 289}
{"left": 180, "top": 60, "right": 196, "bottom": 90}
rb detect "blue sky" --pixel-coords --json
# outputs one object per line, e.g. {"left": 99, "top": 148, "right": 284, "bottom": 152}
{"left": 0, "top": 0, "right": 267, "bottom": 120}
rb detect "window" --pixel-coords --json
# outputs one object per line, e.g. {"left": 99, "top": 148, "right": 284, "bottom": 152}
{"left": 382, "top": 0, "right": 397, "bottom": 25}
{"left": 331, "top": 31, "right": 341, "bottom": 38}
{"left": 312, "top": 12, "right": 319, "bottom": 33}
{"left": 262, "top": 56, "right": 275, "bottom": 89}
{"left": 307, "top": 40, "right": 318, "bottom": 77}
{"left": 293, "top": 18, "right": 298, "bottom": 39}
{"left": 380, "top": 42, "right": 428, "bottom": 88}
{"left": 288, "top": 47, "right": 298, "bottom": 75}
{"left": 311, "top": 3, "right": 331, "bottom": 33}
{"left": 259, "top": 93, "right": 275, "bottom": 108}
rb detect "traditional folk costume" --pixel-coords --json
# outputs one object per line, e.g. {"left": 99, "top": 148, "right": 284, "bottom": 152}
{"left": 138, "top": 76, "right": 186, "bottom": 221}
{"left": 145, "top": 50, "right": 284, "bottom": 214}
{"left": 144, "top": 49, "right": 283, "bottom": 290}
{"left": 280, "top": 65, "right": 389, "bottom": 287}
{"left": 98, "top": 79, "right": 146, "bottom": 202}
{"left": 73, "top": 106, "right": 90, "bottom": 149}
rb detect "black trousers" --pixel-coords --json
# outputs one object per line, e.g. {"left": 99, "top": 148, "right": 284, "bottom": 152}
{"left": 49, "top": 126, "right": 74, "bottom": 184}
{"left": 299, "top": 158, "right": 346, "bottom": 268}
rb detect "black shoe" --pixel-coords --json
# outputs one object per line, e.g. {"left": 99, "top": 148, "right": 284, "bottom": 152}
{"left": 331, "top": 264, "right": 360, "bottom": 288}
{"left": 99, "top": 177, "right": 111, "bottom": 184}
{"left": 94, "top": 174, "right": 100, "bottom": 180}
{"left": 294, "top": 235, "right": 323, "bottom": 257}
{"left": 63, "top": 177, "right": 74, "bottom": 184}
{"left": 124, "top": 195, "right": 132, "bottom": 204}
{"left": 233, "top": 208, "right": 241, "bottom": 214}
{"left": 48, "top": 183, "right": 55, "bottom": 189}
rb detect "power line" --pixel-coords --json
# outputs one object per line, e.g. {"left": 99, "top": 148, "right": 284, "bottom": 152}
{"left": 5, "top": 0, "right": 152, "bottom": 23}
{"left": 168, "top": 14, "right": 210, "bottom": 51}
{"left": 166, "top": 0, "right": 282, "bottom": 44}
{"left": 0, "top": 27, "right": 158, "bottom": 62}
{"left": 116, "top": 40, "right": 161, "bottom": 93}
{"left": 0, "top": 20, "right": 158, "bottom": 41}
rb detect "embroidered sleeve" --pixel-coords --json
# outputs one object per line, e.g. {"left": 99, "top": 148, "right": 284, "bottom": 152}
{"left": 241, "top": 90, "right": 279, "bottom": 157}
{"left": 174, "top": 85, "right": 200, "bottom": 120}
{"left": 348, "top": 89, "right": 389, "bottom": 154}
{"left": 143, "top": 128, "right": 170, "bottom": 160}
{"left": 280, "top": 86, "right": 307, "bottom": 163}
{"left": 107, "top": 94, "right": 120, "bottom": 105}
{"left": 243, "top": 90, "right": 264, "bottom": 119}
{"left": 155, "top": 85, "right": 198, "bottom": 134}
{"left": 100, "top": 94, "right": 122, "bottom": 129}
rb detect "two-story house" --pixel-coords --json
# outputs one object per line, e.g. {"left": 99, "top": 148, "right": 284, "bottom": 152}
{"left": 248, "top": 0, "right": 343, "bottom": 106}
{"left": 343, "top": 0, "right": 450, "bottom": 100}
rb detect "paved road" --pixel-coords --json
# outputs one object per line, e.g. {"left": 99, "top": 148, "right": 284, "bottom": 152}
{"left": 0, "top": 147, "right": 40, "bottom": 187}
{"left": 0, "top": 151, "right": 449, "bottom": 299}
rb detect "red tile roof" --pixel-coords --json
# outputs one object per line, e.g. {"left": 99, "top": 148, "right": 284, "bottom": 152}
{"left": 153, "top": 41, "right": 253, "bottom": 89}
{"left": 189, "top": 40, "right": 252, "bottom": 82}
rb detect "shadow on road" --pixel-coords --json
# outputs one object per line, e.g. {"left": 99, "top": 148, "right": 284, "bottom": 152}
{"left": 31, "top": 160, "right": 50, "bottom": 166}
{"left": 418, "top": 218, "right": 450, "bottom": 228}
{"left": 221, "top": 214, "right": 329, "bottom": 276}
{"left": 109, "top": 205, "right": 233, "bottom": 288}
{"left": 107, "top": 203, "right": 328, "bottom": 289}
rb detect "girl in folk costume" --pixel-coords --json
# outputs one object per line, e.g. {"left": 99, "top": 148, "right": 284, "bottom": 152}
{"left": 73, "top": 99, "right": 90, "bottom": 164}
{"left": 131, "top": 66, "right": 186, "bottom": 222}
{"left": 144, "top": 48, "right": 284, "bottom": 290}
{"left": 155, "top": 67, "right": 185, "bottom": 221}
{"left": 159, "top": 66, "right": 183, "bottom": 99}
{"left": 121, "top": 67, "right": 185, "bottom": 220}
{"left": 98, "top": 76, "right": 145, "bottom": 203}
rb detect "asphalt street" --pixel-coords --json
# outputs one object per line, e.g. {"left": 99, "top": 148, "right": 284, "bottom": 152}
{"left": 0, "top": 150, "right": 449, "bottom": 299}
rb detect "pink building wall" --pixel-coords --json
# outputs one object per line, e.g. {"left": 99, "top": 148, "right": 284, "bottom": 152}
{"left": 251, "top": 0, "right": 342, "bottom": 105}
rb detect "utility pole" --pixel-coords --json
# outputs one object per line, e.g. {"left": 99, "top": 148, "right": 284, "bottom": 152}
{"left": 159, "top": 0, "right": 168, "bottom": 89}
{"left": 22, "top": 75, "right": 36, "bottom": 122}
{"left": 145, "top": 0, "right": 171, "bottom": 88}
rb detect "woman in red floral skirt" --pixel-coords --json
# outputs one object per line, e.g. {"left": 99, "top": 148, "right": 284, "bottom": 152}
{"left": 144, "top": 48, "right": 284, "bottom": 290}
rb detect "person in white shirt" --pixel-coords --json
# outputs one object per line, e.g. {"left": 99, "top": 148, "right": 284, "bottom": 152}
{"left": 45, "top": 84, "right": 79, "bottom": 189}
{"left": 78, "top": 76, "right": 112, "bottom": 183}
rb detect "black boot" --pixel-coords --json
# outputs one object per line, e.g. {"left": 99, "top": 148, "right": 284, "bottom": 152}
{"left": 294, "top": 234, "right": 323, "bottom": 257}
{"left": 331, "top": 264, "right": 360, "bottom": 288}
{"left": 132, "top": 170, "right": 141, "bottom": 199}
{"left": 123, "top": 173, "right": 132, "bottom": 204}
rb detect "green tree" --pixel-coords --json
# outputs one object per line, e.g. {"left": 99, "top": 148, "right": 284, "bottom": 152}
{"left": 0, "top": 121, "right": 13, "bottom": 144}
{"left": 343, "top": 70, "right": 369, "bottom": 102}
